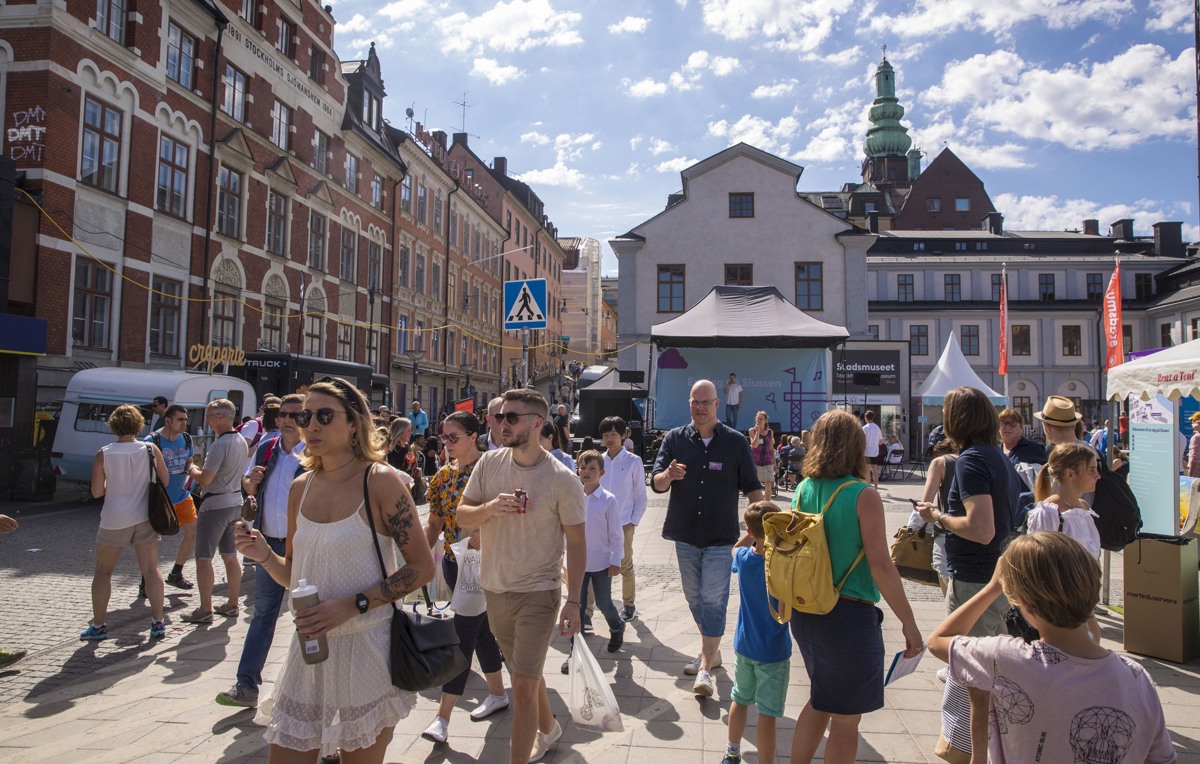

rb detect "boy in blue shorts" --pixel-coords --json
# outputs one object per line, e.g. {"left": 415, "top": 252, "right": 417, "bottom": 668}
{"left": 724, "top": 501, "right": 791, "bottom": 764}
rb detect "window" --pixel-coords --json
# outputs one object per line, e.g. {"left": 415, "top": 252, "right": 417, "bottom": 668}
{"left": 81, "top": 96, "right": 121, "bottom": 192}
{"left": 944, "top": 274, "right": 961, "bottom": 302}
{"left": 794, "top": 262, "right": 823, "bottom": 310}
{"left": 415, "top": 319, "right": 426, "bottom": 351}
{"left": 912, "top": 242, "right": 925, "bottom": 251}
{"left": 156, "top": 135, "right": 188, "bottom": 218}
{"left": 1012, "top": 325, "right": 1031, "bottom": 356}
{"left": 401, "top": 175, "right": 412, "bottom": 214}
{"left": 313, "top": 131, "right": 329, "bottom": 175}
{"left": 308, "top": 212, "right": 326, "bottom": 269}
{"left": 954, "top": 242, "right": 967, "bottom": 251}
{"left": 449, "top": 209, "right": 458, "bottom": 246}
{"left": 212, "top": 286, "right": 239, "bottom": 347}
{"left": 309, "top": 47, "right": 326, "bottom": 85}
{"left": 657, "top": 265, "right": 684, "bottom": 312}
{"left": 1123, "top": 324, "right": 1133, "bottom": 354}
{"left": 991, "top": 273, "right": 1004, "bottom": 302}
{"left": 216, "top": 166, "right": 241, "bottom": 238}
{"left": 276, "top": 16, "right": 295, "bottom": 58}
{"left": 238, "top": 0, "right": 254, "bottom": 23}
{"left": 414, "top": 253, "right": 425, "bottom": 293}
{"left": 926, "top": 198, "right": 941, "bottom": 212}
{"left": 960, "top": 324, "right": 980, "bottom": 355}
{"left": 96, "top": 0, "right": 127, "bottom": 44}
{"left": 1192, "top": 317, "right": 1200, "bottom": 341}
{"left": 362, "top": 91, "right": 381, "bottom": 131}
{"left": 262, "top": 296, "right": 285, "bottom": 351}
{"left": 867, "top": 324, "right": 879, "bottom": 340}
{"left": 266, "top": 191, "right": 287, "bottom": 256}
{"left": 222, "top": 65, "right": 247, "bottom": 121}
{"left": 271, "top": 101, "right": 292, "bottom": 150}
{"left": 431, "top": 262, "right": 441, "bottom": 300}
{"left": 73, "top": 259, "right": 112, "bottom": 349}
{"left": 371, "top": 174, "right": 382, "bottom": 209}
{"left": 398, "top": 245, "right": 409, "bottom": 288}
{"left": 1161, "top": 323, "right": 1174, "bottom": 348}
{"left": 1135, "top": 273, "right": 1153, "bottom": 300}
{"left": 1086, "top": 273, "right": 1104, "bottom": 301}
{"left": 897, "top": 274, "right": 914, "bottom": 302}
{"left": 1062, "top": 325, "right": 1082, "bottom": 356}
{"left": 416, "top": 182, "right": 427, "bottom": 225}
{"left": 367, "top": 241, "right": 381, "bottom": 291}
{"left": 724, "top": 264, "right": 752, "bottom": 286}
{"left": 975, "top": 242, "right": 988, "bottom": 251}
{"left": 336, "top": 323, "right": 353, "bottom": 361}
{"left": 396, "top": 315, "right": 408, "bottom": 354}
{"left": 344, "top": 153, "right": 358, "bottom": 192}
{"left": 433, "top": 191, "right": 443, "bottom": 232}
{"left": 1013, "top": 396, "right": 1033, "bottom": 427}
{"left": 149, "top": 276, "right": 182, "bottom": 356}
{"left": 339, "top": 227, "right": 356, "bottom": 281}
{"left": 909, "top": 325, "right": 929, "bottom": 356}
{"left": 304, "top": 312, "right": 323, "bottom": 355}
{"left": 166, "top": 23, "right": 197, "bottom": 89}
{"left": 729, "top": 193, "right": 754, "bottom": 218}
{"left": 1038, "top": 273, "right": 1055, "bottom": 301}
{"left": 955, "top": 198, "right": 970, "bottom": 212}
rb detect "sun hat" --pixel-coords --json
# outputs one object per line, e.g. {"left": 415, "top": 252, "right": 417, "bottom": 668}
{"left": 1034, "top": 395, "right": 1083, "bottom": 426}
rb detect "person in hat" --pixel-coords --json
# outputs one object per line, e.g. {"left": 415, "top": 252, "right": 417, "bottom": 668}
{"left": 1187, "top": 412, "right": 1200, "bottom": 478}
{"left": 1034, "top": 396, "right": 1093, "bottom": 452}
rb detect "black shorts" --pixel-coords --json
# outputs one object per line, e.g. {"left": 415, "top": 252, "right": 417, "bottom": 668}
{"left": 870, "top": 454, "right": 886, "bottom": 466}
{"left": 790, "top": 598, "right": 885, "bottom": 715}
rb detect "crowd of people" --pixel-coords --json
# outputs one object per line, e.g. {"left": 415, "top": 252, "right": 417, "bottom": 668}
{"left": 61, "top": 375, "right": 1177, "bottom": 764}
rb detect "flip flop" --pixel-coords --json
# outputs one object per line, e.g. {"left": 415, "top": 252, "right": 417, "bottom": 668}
{"left": 214, "top": 603, "right": 239, "bottom": 618}
{"left": 182, "top": 609, "right": 213, "bottom": 624}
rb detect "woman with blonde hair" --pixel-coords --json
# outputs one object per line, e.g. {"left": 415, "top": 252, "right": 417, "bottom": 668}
{"left": 789, "top": 410, "right": 922, "bottom": 764}
{"left": 749, "top": 410, "right": 776, "bottom": 497}
{"left": 236, "top": 377, "right": 434, "bottom": 763}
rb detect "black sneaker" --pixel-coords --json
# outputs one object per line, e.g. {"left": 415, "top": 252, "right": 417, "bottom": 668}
{"left": 137, "top": 579, "right": 146, "bottom": 601}
{"left": 166, "top": 571, "right": 194, "bottom": 590}
{"left": 620, "top": 604, "right": 636, "bottom": 622}
{"left": 215, "top": 682, "right": 259, "bottom": 708}
{"left": 607, "top": 628, "right": 624, "bottom": 653}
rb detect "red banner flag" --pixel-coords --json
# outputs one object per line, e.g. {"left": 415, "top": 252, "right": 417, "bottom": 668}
{"left": 1103, "top": 261, "right": 1123, "bottom": 370}
{"left": 453, "top": 398, "right": 474, "bottom": 413}
{"left": 998, "top": 269, "right": 1008, "bottom": 376}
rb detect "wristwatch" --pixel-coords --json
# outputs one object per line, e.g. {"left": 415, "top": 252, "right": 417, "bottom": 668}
{"left": 355, "top": 592, "right": 369, "bottom": 614}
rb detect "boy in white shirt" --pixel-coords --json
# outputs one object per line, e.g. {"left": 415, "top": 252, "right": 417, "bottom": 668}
{"left": 577, "top": 450, "right": 625, "bottom": 653}
{"left": 599, "top": 416, "right": 648, "bottom": 622}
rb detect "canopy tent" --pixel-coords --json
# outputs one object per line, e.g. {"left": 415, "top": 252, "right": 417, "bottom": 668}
{"left": 914, "top": 332, "right": 1008, "bottom": 405}
{"left": 650, "top": 285, "right": 849, "bottom": 349}
{"left": 577, "top": 366, "right": 648, "bottom": 395}
{"left": 1107, "top": 338, "right": 1200, "bottom": 401}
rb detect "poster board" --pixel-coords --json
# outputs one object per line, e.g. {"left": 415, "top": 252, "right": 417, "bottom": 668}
{"left": 1129, "top": 394, "right": 1180, "bottom": 536}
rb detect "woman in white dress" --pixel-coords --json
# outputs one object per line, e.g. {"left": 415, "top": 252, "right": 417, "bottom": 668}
{"left": 236, "top": 377, "right": 434, "bottom": 764}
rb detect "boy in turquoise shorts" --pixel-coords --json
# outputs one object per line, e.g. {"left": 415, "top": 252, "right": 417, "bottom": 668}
{"left": 724, "top": 501, "right": 791, "bottom": 763}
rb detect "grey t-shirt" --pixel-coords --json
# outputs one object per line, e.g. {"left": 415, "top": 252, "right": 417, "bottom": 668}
{"left": 202, "top": 431, "right": 248, "bottom": 510}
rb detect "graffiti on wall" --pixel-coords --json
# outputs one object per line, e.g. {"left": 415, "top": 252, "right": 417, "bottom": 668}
{"left": 8, "top": 105, "right": 46, "bottom": 162}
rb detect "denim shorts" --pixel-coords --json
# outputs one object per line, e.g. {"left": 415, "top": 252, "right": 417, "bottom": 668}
{"left": 731, "top": 652, "right": 790, "bottom": 717}
{"left": 675, "top": 541, "right": 734, "bottom": 637}
{"left": 791, "top": 598, "right": 885, "bottom": 715}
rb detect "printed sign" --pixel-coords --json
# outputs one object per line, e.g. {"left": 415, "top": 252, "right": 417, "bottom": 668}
{"left": 504, "top": 279, "right": 548, "bottom": 330}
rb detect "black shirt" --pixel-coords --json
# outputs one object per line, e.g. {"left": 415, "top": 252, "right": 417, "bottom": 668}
{"left": 1005, "top": 437, "right": 1048, "bottom": 466}
{"left": 945, "top": 443, "right": 1021, "bottom": 583}
{"left": 651, "top": 421, "right": 762, "bottom": 548}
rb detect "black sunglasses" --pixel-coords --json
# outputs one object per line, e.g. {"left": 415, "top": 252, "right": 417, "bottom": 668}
{"left": 276, "top": 411, "right": 304, "bottom": 420}
{"left": 292, "top": 408, "right": 348, "bottom": 428}
{"left": 497, "top": 412, "right": 541, "bottom": 425}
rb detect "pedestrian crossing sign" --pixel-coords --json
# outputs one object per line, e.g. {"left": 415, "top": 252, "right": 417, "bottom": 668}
{"left": 503, "top": 278, "right": 548, "bottom": 330}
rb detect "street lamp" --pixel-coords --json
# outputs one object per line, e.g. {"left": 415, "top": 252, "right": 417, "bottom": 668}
{"left": 460, "top": 363, "right": 475, "bottom": 403}
{"left": 405, "top": 349, "right": 424, "bottom": 403}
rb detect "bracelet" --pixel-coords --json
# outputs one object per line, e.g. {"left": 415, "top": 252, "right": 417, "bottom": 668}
{"left": 254, "top": 552, "right": 271, "bottom": 565}
{"left": 565, "top": 600, "right": 580, "bottom": 607}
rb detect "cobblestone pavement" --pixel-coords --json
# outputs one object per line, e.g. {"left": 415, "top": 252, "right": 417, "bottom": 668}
{"left": 0, "top": 477, "right": 1195, "bottom": 763}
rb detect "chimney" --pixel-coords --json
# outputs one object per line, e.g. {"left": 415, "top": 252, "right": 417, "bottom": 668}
{"left": 1110, "top": 218, "right": 1135, "bottom": 240}
{"left": 452, "top": 132, "right": 469, "bottom": 147}
{"left": 666, "top": 192, "right": 685, "bottom": 209}
{"left": 866, "top": 210, "right": 879, "bottom": 233}
{"left": 430, "top": 130, "right": 448, "bottom": 151}
{"left": 984, "top": 212, "right": 1004, "bottom": 236}
{"left": 1082, "top": 219, "right": 1099, "bottom": 236}
{"left": 493, "top": 157, "right": 507, "bottom": 177}
{"left": 906, "top": 149, "right": 922, "bottom": 181}
{"left": 1154, "top": 221, "right": 1184, "bottom": 258}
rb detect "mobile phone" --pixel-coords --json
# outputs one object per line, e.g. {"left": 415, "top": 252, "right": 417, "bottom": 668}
{"left": 908, "top": 498, "right": 920, "bottom": 507}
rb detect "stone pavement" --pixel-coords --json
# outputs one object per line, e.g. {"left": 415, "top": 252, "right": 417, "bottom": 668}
{"left": 2, "top": 477, "right": 1200, "bottom": 763}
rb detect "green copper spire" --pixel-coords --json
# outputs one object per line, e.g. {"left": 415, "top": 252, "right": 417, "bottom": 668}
{"left": 863, "top": 56, "right": 912, "bottom": 158}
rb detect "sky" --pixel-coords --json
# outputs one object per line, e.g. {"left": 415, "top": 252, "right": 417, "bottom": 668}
{"left": 326, "top": 0, "right": 1198, "bottom": 276}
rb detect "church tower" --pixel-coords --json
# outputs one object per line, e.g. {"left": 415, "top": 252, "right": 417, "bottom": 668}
{"left": 861, "top": 56, "right": 914, "bottom": 190}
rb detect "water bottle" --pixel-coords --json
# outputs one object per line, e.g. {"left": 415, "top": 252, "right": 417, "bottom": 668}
{"left": 290, "top": 579, "right": 329, "bottom": 665}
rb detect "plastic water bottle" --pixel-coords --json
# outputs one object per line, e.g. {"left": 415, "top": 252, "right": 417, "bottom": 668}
{"left": 290, "top": 579, "right": 329, "bottom": 665}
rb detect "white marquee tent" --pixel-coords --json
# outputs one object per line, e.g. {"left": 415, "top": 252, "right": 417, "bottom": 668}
{"left": 1107, "top": 338, "right": 1200, "bottom": 401}
{"left": 915, "top": 332, "right": 1008, "bottom": 405}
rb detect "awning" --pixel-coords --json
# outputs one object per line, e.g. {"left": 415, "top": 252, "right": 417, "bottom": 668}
{"left": 651, "top": 285, "right": 848, "bottom": 349}
{"left": 0, "top": 314, "right": 47, "bottom": 356}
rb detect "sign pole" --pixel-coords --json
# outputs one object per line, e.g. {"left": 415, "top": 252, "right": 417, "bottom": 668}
{"left": 522, "top": 329, "right": 529, "bottom": 388}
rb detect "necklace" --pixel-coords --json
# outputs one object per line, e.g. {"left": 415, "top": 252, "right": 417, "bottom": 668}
{"left": 324, "top": 455, "right": 358, "bottom": 473}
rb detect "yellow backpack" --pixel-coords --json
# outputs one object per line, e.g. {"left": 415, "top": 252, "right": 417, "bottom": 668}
{"left": 763, "top": 479, "right": 865, "bottom": 623}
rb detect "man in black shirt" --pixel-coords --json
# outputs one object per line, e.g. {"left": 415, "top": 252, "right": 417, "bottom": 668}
{"left": 651, "top": 379, "right": 763, "bottom": 698}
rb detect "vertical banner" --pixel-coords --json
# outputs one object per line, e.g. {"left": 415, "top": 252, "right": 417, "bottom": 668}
{"left": 1129, "top": 394, "right": 1180, "bottom": 536}
{"left": 1103, "top": 260, "right": 1123, "bottom": 370}
{"left": 998, "top": 268, "right": 1008, "bottom": 376}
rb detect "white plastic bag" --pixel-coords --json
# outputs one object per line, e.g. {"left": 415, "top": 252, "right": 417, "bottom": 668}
{"left": 448, "top": 539, "right": 486, "bottom": 617}
{"left": 567, "top": 634, "right": 623, "bottom": 732}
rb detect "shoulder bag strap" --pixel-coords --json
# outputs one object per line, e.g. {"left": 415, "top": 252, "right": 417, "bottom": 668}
{"left": 145, "top": 443, "right": 158, "bottom": 485}
{"left": 362, "top": 464, "right": 434, "bottom": 614}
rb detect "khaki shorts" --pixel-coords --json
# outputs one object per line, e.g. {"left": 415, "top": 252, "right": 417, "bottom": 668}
{"left": 96, "top": 520, "right": 159, "bottom": 548}
{"left": 485, "top": 588, "right": 561, "bottom": 678}
{"left": 174, "top": 495, "right": 197, "bottom": 525}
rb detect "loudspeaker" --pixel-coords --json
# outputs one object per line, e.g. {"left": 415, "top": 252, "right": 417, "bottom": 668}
{"left": 617, "top": 370, "right": 645, "bottom": 384}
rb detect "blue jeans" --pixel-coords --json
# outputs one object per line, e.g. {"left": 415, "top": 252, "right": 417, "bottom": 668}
{"left": 236, "top": 536, "right": 287, "bottom": 690}
{"left": 725, "top": 404, "right": 740, "bottom": 429}
{"left": 580, "top": 570, "right": 623, "bottom": 634}
{"left": 675, "top": 541, "right": 734, "bottom": 637}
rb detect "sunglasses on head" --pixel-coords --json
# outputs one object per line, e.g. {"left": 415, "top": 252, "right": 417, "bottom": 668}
{"left": 497, "top": 412, "right": 540, "bottom": 425}
{"left": 292, "top": 408, "right": 348, "bottom": 428}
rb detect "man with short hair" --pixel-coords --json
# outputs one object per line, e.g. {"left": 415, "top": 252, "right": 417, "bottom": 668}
{"left": 723, "top": 373, "right": 743, "bottom": 429}
{"left": 599, "top": 416, "right": 648, "bottom": 622}
{"left": 216, "top": 394, "right": 306, "bottom": 708}
{"left": 553, "top": 403, "right": 571, "bottom": 449}
{"left": 147, "top": 405, "right": 197, "bottom": 590}
{"left": 148, "top": 396, "right": 169, "bottom": 433}
{"left": 652, "top": 379, "right": 764, "bottom": 698}
{"left": 410, "top": 399, "right": 430, "bottom": 437}
{"left": 183, "top": 399, "right": 248, "bottom": 624}
{"left": 477, "top": 396, "right": 505, "bottom": 451}
{"left": 458, "top": 389, "right": 586, "bottom": 764}
{"left": 862, "top": 410, "right": 884, "bottom": 489}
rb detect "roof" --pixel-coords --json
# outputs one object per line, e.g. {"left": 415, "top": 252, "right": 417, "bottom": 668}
{"left": 651, "top": 285, "right": 848, "bottom": 349}
{"left": 914, "top": 332, "right": 1007, "bottom": 404}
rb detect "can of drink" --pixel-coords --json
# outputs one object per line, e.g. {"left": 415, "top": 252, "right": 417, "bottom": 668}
{"left": 514, "top": 488, "right": 528, "bottom": 514}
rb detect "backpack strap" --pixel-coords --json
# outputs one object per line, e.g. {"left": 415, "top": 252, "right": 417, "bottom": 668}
{"left": 822, "top": 479, "right": 867, "bottom": 591}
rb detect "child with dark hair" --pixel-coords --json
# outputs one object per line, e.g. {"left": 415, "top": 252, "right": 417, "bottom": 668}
{"left": 929, "top": 532, "right": 1174, "bottom": 764}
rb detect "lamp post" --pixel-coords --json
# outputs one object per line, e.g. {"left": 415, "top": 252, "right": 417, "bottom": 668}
{"left": 460, "top": 363, "right": 475, "bottom": 405}
{"left": 405, "top": 348, "right": 424, "bottom": 404}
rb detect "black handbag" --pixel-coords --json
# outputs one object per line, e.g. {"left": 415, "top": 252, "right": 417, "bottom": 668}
{"left": 145, "top": 444, "right": 180, "bottom": 536}
{"left": 362, "top": 466, "right": 466, "bottom": 692}
{"left": 1004, "top": 605, "right": 1040, "bottom": 643}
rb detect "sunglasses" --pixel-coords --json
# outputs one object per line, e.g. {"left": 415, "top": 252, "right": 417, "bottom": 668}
{"left": 277, "top": 411, "right": 304, "bottom": 421}
{"left": 497, "top": 412, "right": 540, "bottom": 425}
{"left": 442, "top": 433, "right": 464, "bottom": 445}
{"left": 292, "top": 408, "right": 348, "bottom": 428}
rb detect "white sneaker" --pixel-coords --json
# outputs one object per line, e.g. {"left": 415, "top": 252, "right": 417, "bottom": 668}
{"left": 936, "top": 667, "right": 949, "bottom": 683}
{"left": 421, "top": 716, "right": 449, "bottom": 744}
{"left": 529, "top": 718, "right": 563, "bottom": 762}
{"left": 693, "top": 669, "right": 716, "bottom": 698}
{"left": 469, "top": 692, "right": 511, "bottom": 721}
{"left": 683, "top": 651, "right": 722, "bottom": 676}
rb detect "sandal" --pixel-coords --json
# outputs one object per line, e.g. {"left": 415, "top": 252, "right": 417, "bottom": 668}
{"left": 182, "top": 609, "right": 213, "bottom": 624}
{"left": 214, "top": 603, "right": 239, "bottom": 618}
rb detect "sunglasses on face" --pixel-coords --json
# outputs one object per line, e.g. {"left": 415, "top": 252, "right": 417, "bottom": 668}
{"left": 277, "top": 410, "right": 304, "bottom": 421}
{"left": 442, "top": 433, "right": 464, "bottom": 445}
{"left": 497, "top": 412, "right": 540, "bottom": 425}
{"left": 292, "top": 408, "right": 348, "bottom": 428}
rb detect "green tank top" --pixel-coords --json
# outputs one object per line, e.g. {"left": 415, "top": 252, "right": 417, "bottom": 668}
{"left": 792, "top": 476, "right": 879, "bottom": 603}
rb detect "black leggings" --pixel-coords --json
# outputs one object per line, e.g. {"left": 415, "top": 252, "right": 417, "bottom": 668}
{"left": 441, "top": 554, "right": 505, "bottom": 696}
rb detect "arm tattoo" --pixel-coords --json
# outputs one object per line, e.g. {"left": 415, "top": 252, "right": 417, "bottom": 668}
{"left": 377, "top": 565, "right": 420, "bottom": 603}
{"left": 375, "top": 489, "right": 420, "bottom": 603}
{"left": 387, "top": 494, "right": 415, "bottom": 548}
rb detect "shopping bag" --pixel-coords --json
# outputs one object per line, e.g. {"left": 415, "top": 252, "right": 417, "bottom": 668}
{"left": 567, "top": 634, "right": 623, "bottom": 732}
{"left": 448, "top": 540, "right": 486, "bottom": 617}
{"left": 427, "top": 546, "right": 451, "bottom": 605}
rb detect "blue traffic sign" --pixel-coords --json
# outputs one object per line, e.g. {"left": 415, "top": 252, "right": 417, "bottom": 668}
{"left": 503, "top": 279, "right": 548, "bottom": 330}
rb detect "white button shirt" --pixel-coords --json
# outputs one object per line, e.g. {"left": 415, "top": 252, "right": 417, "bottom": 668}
{"left": 246, "top": 439, "right": 306, "bottom": 539}
{"left": 601, "top": 447, "right": 648, "bottom": 526}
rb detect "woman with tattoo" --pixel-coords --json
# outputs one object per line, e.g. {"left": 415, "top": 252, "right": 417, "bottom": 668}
{"left": 235, "top": 377, "right": 434, "bottom": 764}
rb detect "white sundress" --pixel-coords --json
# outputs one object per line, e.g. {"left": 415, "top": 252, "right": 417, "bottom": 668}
{"left": 1026, "top": 500, "right": 1102, "bottom": 560}
{"left": 256, "top": 475, "right": 414, "bottom": 756}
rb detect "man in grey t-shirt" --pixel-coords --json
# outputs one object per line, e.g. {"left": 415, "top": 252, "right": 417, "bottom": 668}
{"left": 183, "top": 398, "right": 249, "bottom": 624}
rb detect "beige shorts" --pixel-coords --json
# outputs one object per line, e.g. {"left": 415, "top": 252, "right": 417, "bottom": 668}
{"left": 96, "top": 520, "right": 159, "bottom": 548}
{"left": 756, "top": 463, "right": 775, "bottom": 484}
{"left": 485, "top": 588, "right": 561, "bottom": 678}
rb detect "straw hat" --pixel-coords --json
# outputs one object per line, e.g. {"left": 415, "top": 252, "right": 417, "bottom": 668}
{"left": 1034, "top": 395, "right": 1082, "bottom": 426}
{"left": 1190, "top": 411, "right": 1200, "bottom": 424}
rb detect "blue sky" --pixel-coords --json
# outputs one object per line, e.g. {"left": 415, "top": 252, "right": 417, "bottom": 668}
{"left": 327, "top": 0, "right": 1196, "bottom": 276}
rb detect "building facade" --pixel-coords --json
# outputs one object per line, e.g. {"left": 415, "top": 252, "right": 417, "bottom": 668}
{"left": 558, "top": 235, "right": 605, "bottom": 366}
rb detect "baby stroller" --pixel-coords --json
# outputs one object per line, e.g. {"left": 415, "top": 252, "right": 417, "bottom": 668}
{"left": 781, "top": 447, "right": 806, "bottom": 491}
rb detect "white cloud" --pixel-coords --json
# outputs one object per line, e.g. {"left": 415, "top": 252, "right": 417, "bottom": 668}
{"left": 626, "top": 77, "right": 669, "bottom": 98}
{"left": 521, "top": 131, "right": 551, "bottom": 146}
{"left": 514, "top": 132, "right": 599, "bottom": 188}
{"left": 709, "top": 56, "right": 741, "bottom": 76}
{"left": 751, "top": 79, "right": 799, "bottom": 99}
{"left": 707, "top": 113, "right": 803, "bottom": 156}
{"left": 517, "top": 160, "right": 586, "bottom": 189}
{"left": 437, "top": 0, "right": 583, "bottom": 54}
{"left": 799, "top": 46, "right": 862, "bottom": 67}
{"left": 378, "top": 0, "right": 436, "bottom": 20}
{"left": 648, "top": 138, "right": 676, "bottom": 155}
{"left": 638, "top": 50, "right": 742, "bottom": 95}
{"left": 629, "top": 135, "right": 644, "bottom": 150}
{"left": 866, "top": 0, "right": 1129, "bottom": 38}
{"left": 1146, "top": 0, "right": 1191, "bottom": 31}
{"left": 793, "top": 102, "right": 867, "bottom": 163}
{"left": 608, "top": 16, "right": 649, "bottom": 34}
{"left": 993, "top": 192, "right": 1197, "bottom": 239}
{"left": 923, "top": 45, "right": 1194, "bottom": 151}
{"left": 339, "top": 13, "right": 371, "bottom": 33}
{"left": 655, "top": 156, "right": 698, "bottom": 173}
{"left": 699, "top": 0, "right": 846, "bottom": 52}
{"left": 910, "top": 123, "right": 1030, "bottom": 170}
{"left": 471, "top": 57, "right": 524, "bottom": 85}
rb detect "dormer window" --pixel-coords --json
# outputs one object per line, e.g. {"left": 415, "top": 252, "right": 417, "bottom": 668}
{"left": 362, "top": 91, "right": 381, "bottom": 131}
